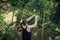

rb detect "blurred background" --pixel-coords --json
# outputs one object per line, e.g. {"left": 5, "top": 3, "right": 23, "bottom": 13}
{"left": 0, "top": 0, "right": 60, "bottom": 40}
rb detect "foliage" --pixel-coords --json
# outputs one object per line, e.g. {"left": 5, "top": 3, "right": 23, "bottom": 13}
{"left": 0, "top": 0, "right": 60, "bottom": 40}
{"left": 0, "top": 15, "right": 6, "bottom": 40}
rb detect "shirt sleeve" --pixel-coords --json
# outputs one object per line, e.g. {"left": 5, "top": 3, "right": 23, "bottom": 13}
{"left": 20, "top": 15, "right": 34, "bottom": 22}
{"left": 28, "top": 18, "right": 37, "bottom": 28}
{"left": 27, "top": 15, "right": 34, "bottom": 21}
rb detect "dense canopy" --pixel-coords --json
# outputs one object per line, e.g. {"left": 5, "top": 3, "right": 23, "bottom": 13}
{"left": 0, "top": 0, "right": 60, "bottom": 40}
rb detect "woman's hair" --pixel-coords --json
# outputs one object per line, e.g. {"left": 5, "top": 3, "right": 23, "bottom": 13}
{"left": 20, "top": 19, "right": 28, "bottom": 28}
{"left": 21, "top": 19, "right": 28, "bottom": 25}
{"left": 17, "top": 19, "right": 28, "bottom": 31}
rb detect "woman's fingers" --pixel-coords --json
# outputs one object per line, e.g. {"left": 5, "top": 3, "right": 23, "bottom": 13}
{"left": 33, "top": 13, "right": 38, "bottom": 18}
{"left": 36, "top": 15, "right": 39, "bottom": 19}
{"left": 33, "top": 13, "right": 37, "bottom": 16}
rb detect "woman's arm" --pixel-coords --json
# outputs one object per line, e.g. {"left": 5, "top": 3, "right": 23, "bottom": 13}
{"left": 28, "top": 16, "right": 38, "bottom": 28}
{"left": 27, "top": 14, "right": 35, "bottom": 21}
{"left": 20, "top": 13, "right": 36, "bottom": 22}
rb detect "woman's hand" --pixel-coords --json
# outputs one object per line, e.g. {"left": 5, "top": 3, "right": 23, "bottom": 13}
{"left": 35, "top": 14, "right": 39, "bottom": 19}
{"left": 33, "top": 13, "right": 37, "bottom": 16}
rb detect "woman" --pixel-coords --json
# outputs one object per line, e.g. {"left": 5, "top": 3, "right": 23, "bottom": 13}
{"left": 18, "top": 14, "right": 38, "bottom": 40}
